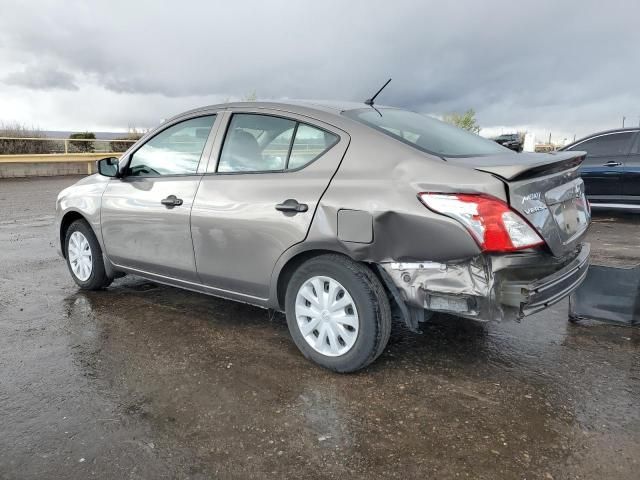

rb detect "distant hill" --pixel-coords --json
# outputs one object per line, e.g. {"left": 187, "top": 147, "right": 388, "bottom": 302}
{"left": 42, "top": 131, "right": 130, "bottom": 140}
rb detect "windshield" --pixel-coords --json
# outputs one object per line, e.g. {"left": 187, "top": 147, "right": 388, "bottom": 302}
{"left": 343, "top": 108, "right": 510, "bottom": 157}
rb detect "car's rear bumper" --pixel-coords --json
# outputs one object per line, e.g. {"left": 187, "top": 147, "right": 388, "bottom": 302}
{"left": 378, "top": 243, "right": 590, "bottom": 324}
{"left": 497, "top": 243, "right": 589, "bottom": 316}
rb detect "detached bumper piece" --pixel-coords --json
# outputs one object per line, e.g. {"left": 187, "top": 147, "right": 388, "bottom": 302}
{"left": 379, "top": 243, "right": 590, "bottom": 326}
{"left": 569, "top": 263, "right": 640, "bottom": 325}
{"left": 498, "top": 243, "right": 590, "bottom": 317}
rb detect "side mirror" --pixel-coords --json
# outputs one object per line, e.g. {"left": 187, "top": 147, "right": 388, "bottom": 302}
{"left": 97, "top": 157, "right": 119, "bottom": 177}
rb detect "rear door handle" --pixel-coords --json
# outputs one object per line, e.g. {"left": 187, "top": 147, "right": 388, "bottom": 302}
{"left": 603, "top": 161, "right": 622, "bottom": 167}
{"left": 161, "top": 195, "right": 183, "bottom": 208}
{"left": 275, "top": 199, "right": 308, "bottom": 213}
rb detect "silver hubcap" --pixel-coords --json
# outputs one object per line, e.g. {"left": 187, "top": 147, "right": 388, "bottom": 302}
{"left": 295, "top": 276, "right": 359, "bottom": 357}
{"left": 68, "top": 231, "right": 92, "bottom": 281}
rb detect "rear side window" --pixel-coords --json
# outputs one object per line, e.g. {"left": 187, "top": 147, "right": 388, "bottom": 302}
{"left": 218, "top": 114, "right": 338, "bottom": 173}
{"left": 289, "top": 124, "right": 338, "bottom": 169}
{"left": 343, "top": 108, "right": 509, "bottom": 157}
{"left": 128, "top": 115, "right": 215, "bottom": 176}
{"left": 568, "top": 132, "right": 635, "bottom": 156}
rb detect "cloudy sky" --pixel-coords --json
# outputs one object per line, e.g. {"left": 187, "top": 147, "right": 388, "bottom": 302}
{"left": 1, "top": 0, "right": 638, "bottom": 142}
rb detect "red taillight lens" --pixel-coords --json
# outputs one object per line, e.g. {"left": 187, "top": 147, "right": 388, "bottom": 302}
{"left": 418, "top": 193, "right": 544, "bottom": 252}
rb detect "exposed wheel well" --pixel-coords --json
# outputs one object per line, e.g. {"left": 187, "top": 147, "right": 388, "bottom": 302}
{"left": 60, "top": 211, "right": 88, "bottom": 258}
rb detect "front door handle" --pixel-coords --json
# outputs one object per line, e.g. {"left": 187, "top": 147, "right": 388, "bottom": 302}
{"left": 275, "top": 199, "right": 308, "bottom": 213}
{"left": 161, "top": 195, "right": 183, "bottom": 208}
{"left": 603, "top": 161, "right": 622, "bottom": 167}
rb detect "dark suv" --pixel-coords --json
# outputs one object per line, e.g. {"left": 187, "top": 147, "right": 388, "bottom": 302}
{"left": 493, "top": 133, "right": 523, "bottom": 152}
{"left": 561, "top": 128, "right": 640, "bottom": 210}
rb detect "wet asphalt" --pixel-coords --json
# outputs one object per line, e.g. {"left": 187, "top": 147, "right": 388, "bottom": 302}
{"left": 0, "top": 176, "right": 638, "bottom": 479}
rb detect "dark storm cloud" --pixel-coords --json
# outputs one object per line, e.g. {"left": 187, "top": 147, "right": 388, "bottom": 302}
{"left": 0, "top": 0, "right": 639, "bottom": 134}
{"left": 3, "top": 64, "right": 78, "bottom": 91}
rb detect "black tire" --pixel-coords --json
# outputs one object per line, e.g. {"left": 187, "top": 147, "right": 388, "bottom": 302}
{"left": 64, "top": 219, "right": 112, "bottom": 290}
{"left": 285, "top": 254, "right": 392, "bottom": 373}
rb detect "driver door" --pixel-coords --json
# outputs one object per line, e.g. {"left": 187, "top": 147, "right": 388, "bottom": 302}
{"left": 101, "top": 114, "right": 218, "bottom": 281}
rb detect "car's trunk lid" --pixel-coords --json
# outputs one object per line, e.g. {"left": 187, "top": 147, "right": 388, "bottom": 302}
{"left": 447, "top": 151, "right": 590, "bottom": 257}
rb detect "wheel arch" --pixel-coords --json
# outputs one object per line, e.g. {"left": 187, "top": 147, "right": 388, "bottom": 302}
{"left": 272, "top": 245, "right": 352, "bottom": 310}
{"left": 271, "top": 243, "right": 423, "bottom": 334}
{"left": 59, "top": 210, "right": 90, "bottom": 259}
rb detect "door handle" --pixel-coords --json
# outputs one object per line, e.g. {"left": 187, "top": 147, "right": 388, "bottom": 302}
{"left": 161, "top": 195, "right": 183, "bottom": 208}
{"left": 603, "top": 161, "right": 622, "bottom": 167}
{"left": 275, "top": 199, "right": 308, "bottom": 213}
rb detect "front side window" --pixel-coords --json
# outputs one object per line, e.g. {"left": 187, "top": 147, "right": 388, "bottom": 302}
{"left": 343, "top": 108, "right": 509, "bottom": 157}
{"left": 128, "top": 115, "right": 216, "bottom": 176}
{"left": 218, "top": 114, "right": 338, "bottom": 173}
{"left": 568, "top": 132, "right": 635, "bottom": 156}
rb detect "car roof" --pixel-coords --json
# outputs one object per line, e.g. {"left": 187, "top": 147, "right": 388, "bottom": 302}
{"left": 168, "top": 99, "right": 395, "bottom": 124}
{"left": 563, "top": 127, "right": 640, "bottom": 150}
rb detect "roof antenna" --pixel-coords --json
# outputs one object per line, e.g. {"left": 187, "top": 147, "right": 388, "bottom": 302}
{"left": 365, "top": 78, "right": 392, "bottom": 106}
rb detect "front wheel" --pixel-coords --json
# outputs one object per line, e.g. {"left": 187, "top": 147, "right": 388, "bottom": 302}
{"left": 285, "top": 254, "right": 391, "bottom": 372}
{"left": 64, "top": 219, "right": 112, "bottom": 290}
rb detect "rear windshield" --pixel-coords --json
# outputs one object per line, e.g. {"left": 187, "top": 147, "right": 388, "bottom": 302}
{"left": 343, "top": 108, "right": 510, "bottom": 157}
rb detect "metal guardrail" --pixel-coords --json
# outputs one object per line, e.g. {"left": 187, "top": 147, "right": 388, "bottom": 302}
{"left": 0, "top": 136, "right": 138, "bottom": 156}
{"left": 0, "top": 137, "right": 138, "bottom": 177}
{"left": 0, "top": 152, "right": 116, "bottom": 164}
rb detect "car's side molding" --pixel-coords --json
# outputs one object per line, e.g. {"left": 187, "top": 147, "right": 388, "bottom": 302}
{"left": 113, "top": 262, "right": 271, "bottom": 307}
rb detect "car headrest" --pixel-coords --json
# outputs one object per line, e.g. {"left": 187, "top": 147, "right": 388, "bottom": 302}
{"left": 195, "top": 128, "right": 210, "bottom": 139}
{"left": 229, "top": 129, "right": 261, "bottom": 160}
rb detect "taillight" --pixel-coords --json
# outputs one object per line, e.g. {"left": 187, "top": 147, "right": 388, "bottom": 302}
{"left": 418, "top": 193, "right": 544, "bottom": 253}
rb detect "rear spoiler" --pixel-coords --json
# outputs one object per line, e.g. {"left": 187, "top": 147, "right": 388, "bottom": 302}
{"left": 447, "top": 151, "right": 586, "bottom": 181}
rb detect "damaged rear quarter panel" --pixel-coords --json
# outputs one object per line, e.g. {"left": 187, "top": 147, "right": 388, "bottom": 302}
{"left": 269, "top": 128, "right": 510, "bottom": 307}
{"left": 307, "top": 132, "right": 509, "bottom": 263}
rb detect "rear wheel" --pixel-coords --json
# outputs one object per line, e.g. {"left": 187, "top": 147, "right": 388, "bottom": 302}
{"left": 64, "top": 219, "right": 112, "bottom": 290}
{"left": 285, "top": 254, "right": 391, "bottom": 372}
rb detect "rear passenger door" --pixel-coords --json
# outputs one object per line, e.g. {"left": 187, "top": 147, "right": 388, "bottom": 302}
{"left": 190, "top": 110, "right": 348, "bottom": 300}
{"left": 567, "top": 131, "right": 636, "bottom": 200}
